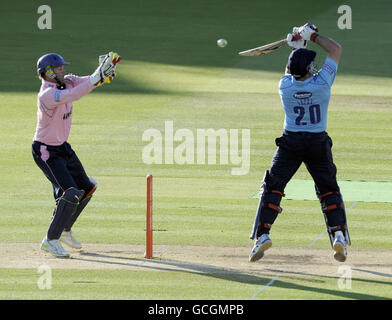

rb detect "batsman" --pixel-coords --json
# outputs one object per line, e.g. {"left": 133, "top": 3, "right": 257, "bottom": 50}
{"left": 32, "top": 51, "right": 121, "bottom": 257}
{"left": 249, "top": 23, "right": 350, "bottom": 263}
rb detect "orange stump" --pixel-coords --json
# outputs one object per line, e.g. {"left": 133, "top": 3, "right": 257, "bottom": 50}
{"left": 145, "top": 174, "right": 153, "bottom": 259}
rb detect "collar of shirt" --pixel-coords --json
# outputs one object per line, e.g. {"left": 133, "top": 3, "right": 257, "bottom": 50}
{"left": 291, "top": 75, "right": 313, "bottom": 85}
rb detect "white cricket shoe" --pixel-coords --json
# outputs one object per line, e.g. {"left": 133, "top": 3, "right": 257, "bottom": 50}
{"left": 60, "top": 230, "right": 82, "bottom": 249}
{"left": 333, "top": 231, "right": 347, "bottom": 262}
{"left": 41, "top": 236, "right": 70, "bottom": 258}
{"left": 249, "top": 234, "right": 272, "bottom": 262}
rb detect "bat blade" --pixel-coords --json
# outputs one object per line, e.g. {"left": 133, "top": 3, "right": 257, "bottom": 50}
{"left": 238, "top": 39, "right": 287, "bottom": 56}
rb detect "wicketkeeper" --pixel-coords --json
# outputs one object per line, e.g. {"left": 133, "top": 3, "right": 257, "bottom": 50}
{"left": 32, "top": 52, "right": 121, "bottom": 257}
{"left": 249, "top": 23, "right": 350, "bottom": 263}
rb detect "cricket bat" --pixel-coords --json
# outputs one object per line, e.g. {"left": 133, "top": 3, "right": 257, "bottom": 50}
{"left": 238, "top": 34, "right": 301, "bottom": 56}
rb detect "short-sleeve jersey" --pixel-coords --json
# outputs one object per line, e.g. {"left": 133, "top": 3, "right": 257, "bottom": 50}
{"left": 279, "top": 57, "right": 338, "bottom": 132}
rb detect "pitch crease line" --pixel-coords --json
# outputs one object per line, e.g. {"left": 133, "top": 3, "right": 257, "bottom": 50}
{"left": 249, "top": 201, "right": 358, "bottom": 300}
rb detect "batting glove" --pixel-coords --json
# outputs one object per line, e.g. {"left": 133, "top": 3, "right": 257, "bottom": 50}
{"left": 90, "top": 52, "right": 121, "bottom": 87}
{"left": 298, "top": 23, "right": 319, "bottom": 41}
{"left": 287, "top": 27, "right": 307, "bottom": 49}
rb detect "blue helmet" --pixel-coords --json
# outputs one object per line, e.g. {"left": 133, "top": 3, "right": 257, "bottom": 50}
{"left": 36, "top": 53, "right": 69, "bottom": 75}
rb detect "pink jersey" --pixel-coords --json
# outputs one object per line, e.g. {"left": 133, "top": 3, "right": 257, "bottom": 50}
{"left": 33, "top": 75, "right": 95, "bottom": 146}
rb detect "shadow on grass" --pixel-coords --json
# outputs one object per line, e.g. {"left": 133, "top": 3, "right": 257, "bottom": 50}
{"left": 75, "top": 251, "right": 390, "bottom": 300}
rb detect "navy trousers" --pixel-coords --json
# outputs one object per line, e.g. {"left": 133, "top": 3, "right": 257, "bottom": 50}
{"left": 269, "top": 130, "right": 340, "bottom": 196}
{"left": 32, "top": 141, "right": 93, "bottom": 202}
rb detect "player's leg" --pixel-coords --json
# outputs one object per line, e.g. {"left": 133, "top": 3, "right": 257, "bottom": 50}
{"left": 40, "top": 187, "right": 84, "bottom": 257}
{"left": 60, "top": 143, "right": 97, "bottom": 248}
{"left": 304, "top": 134, "right": 349, "bottom": 262}
{"left": 63, "top": 176, "right": 97, "bottom": 231}
{"left": 249, "top": 134, "right": 302, "bottom": 261}
{"left": 251, "top": 134, "right": 303, "bottom": 239}
{"left": 63, "top": 143, "right": 97, "bottom": 231}
{"left": 61, "top": 176, "right": 97, "bottom": 249}
{"left": 32, "top": 142, "right": 85, "bottom": 256}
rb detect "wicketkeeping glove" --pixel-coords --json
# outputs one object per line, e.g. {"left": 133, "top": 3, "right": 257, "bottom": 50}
{"left": 287, "top": 27, "right": 307, "bottom": 49}
{"left": 99, "top": 52, "right": 121, "bottom": 85}
{"left": 298, "top": 23, "right": 318, "bottom": 41}
{"left": 89, "top": 52, "right": 122, "bottom": 87}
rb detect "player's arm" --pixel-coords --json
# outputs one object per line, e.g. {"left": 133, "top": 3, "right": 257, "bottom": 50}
{"left": 40, "top": 52, "right": 121, "bottom": 108}
{"left": 65, "top": 74, "right": 90, "bottom": 87}
{"left": 313, "top": 35, "right": 342, "bottom": 64}
{"left": 298, "top": 23, "right": 342, "bottom": 64}
{"left": 38, "top": 80, "right": 95, "bottom": 107}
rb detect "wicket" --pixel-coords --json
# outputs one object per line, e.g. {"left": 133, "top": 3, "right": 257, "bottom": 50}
{"left": 145, "top": 174, "right": 153, "bottom": 259}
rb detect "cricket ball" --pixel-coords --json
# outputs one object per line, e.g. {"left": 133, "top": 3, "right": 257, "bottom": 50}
{"left": 217, "top": 38, "right": 228, "bottom": 48}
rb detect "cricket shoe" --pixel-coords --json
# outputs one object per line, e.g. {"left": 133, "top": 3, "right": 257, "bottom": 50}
{"left": 249, "top": 234, "right": 272, "bottom": 262}
{"left": 41, "top": 236, "right": 70, "bottom": 258}
{"left": 333, "top": 231, "right": 347, "bottom": 262}
{"left": 60, "top": 230, "right": 82, "bottom": 249}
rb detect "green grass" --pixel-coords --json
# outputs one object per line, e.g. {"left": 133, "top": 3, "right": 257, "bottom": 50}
{"left": 1, "top": 268, "right": 391, "bottom": 300}
{"left": 0, "top": 0, "right": 391, "bottom": 300}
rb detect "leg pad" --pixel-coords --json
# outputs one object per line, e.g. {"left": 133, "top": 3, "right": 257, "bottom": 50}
{"left": 318, "top": 191, "right": 350, "bottom": 246}
{"left": 47, "top": 187, "right": 84, "bottom": 240}
{"left": 250, "top": 171, "right": 285, "bottom": 239}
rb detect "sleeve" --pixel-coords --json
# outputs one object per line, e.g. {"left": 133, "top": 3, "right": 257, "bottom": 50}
{"left": 38, "top": 78, "right": 95, "bottom": 108}
{"left": 279, "top": 75, "right": 292, "bottom": 90}
{"left": 64, "top": 74, "right": 90, "bottom": 87}
{"left": 317, "top": 57, "right": 338, "bottom": 87}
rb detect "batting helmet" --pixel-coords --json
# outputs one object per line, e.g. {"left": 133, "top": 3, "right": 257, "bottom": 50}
{"left": 287, "top": 48, "right": 316, "bottom": 78}
{"left": 36, "top": 53, "right": 69, "bottom": 75}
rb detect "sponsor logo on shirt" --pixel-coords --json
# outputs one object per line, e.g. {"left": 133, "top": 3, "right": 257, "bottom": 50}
{"left": 293, "top": 92, "right": 312, "bottom": 99}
